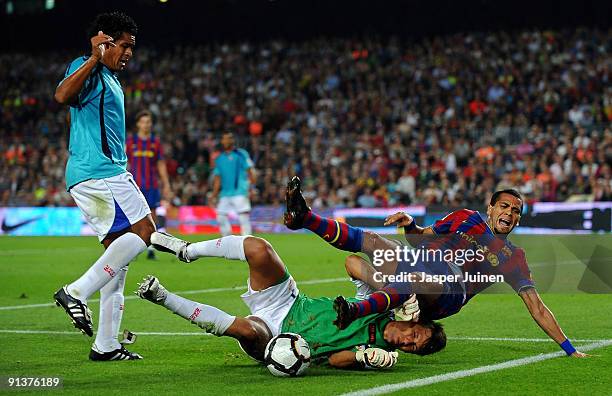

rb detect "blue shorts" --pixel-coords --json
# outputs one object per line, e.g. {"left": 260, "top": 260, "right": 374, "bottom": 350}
{"left": 394, "top": 257, "right": 466, "bottom": 320}
{"left": 427, "top": 280, "right": 465, "bottom": 319}
{"left": 141, "top": 188, "right": 161, "bottom": 209}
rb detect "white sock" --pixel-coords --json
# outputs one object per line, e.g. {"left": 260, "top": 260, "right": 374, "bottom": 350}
{"left": 67, "top": 232, "right": 147, "bottom": 301}
{"left": 163, "top": 292, "right": 235, "bottom": 336}
{"left": 351, "top": 277, "right": 376, "bottom": 300}
{"left": 94, "top": 266, "right": 128, "bottom": 352}
{"left": 238, "top": 212, "right": 252, "bottom": 235}
{"left": 217, "top": 213, "right": 231, "bottom": 236}
{"left": 186, "top": 235, "right": 247, "bottom": 261}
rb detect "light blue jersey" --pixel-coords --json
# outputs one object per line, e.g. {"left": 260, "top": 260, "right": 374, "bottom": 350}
{"left": 60, "top": 56, "right": 128, "bottom": 190}
{"left": 213, "top": 149, "right": 254, "bottom": 197}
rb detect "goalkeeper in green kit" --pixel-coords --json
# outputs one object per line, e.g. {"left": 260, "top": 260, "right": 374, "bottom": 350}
{"left": 137, "top": 232, "right": 446, "bottom": 369}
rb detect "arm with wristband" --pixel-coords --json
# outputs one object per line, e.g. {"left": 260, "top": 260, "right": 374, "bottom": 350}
{"left": 383, "top": 212, "right": 435, "bottom": 248}
{"left": 519, "top": 288, "right": 587, "bottom": 357}
{"left": 385, "top": 211, "right": 588, "bottom": 358}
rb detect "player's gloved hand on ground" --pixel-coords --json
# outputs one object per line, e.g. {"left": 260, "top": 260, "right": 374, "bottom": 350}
{"left": 393, "top": 294, "right": 420, "bottom": 322}
{"left": 333, "top": 296, "right": 358, "bottom": 329}
{"left": 355, "top": 348, "right": 399, "bottom": 369}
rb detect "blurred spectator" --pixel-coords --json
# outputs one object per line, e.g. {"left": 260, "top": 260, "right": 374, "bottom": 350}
{"left": 1, "top": 28, "right": 611, "bottom": 208}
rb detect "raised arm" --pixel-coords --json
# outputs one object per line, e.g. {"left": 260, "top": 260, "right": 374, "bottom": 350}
{"left": 519, "top": 288, "right": 588, "bottom": 358}
{"left": 55, "top": 31, "right": 115, "bottom": 105}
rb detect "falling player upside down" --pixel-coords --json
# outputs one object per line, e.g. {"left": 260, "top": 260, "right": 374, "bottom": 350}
{"left": 282, "top": 176, "right": 589, "bottom": 358}
{"left": 138, "top": 232, "right": 447, "bottom": 369}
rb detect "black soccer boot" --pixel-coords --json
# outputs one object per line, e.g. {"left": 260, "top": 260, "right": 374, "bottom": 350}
{"left": 53, "top": 286, "right": 94, "bottom": 337}
{"left": 89, "top": 346, "right": 143, "bottom": 361}
{"left": 332, "top": 296, "right": 358, "bottom": 330}
{"left": 283, "top": 176, "right": 311, "bottom": 230}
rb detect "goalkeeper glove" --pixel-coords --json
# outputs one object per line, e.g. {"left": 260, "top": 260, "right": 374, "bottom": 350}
{"left": 355, "top": 348, "right": 399, "bottom": 369}
{"left": 393, "top": 294, "right": 420, "bottom": 322}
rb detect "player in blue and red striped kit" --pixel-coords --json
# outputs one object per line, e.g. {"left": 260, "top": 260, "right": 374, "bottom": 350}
{"left": 284, "top": 176, "right": 589, "bottom": 357}
{"left": 126, "top": 110, "right": 171, "bottom": 259}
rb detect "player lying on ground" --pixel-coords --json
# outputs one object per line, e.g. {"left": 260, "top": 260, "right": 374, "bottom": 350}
{"left": 137, "top": 233, "right": 446, "bottom": 369}
{"left": 284, "top": 176, "right": 588, "bottom": 358}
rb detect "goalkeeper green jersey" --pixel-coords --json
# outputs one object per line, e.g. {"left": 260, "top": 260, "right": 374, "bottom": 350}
{"left": 280, "top": 294, "right": 393, "bottom": 358}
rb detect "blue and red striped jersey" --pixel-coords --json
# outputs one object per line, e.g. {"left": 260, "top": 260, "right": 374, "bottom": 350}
{"left": 126, "top": 133, "right": 163, "bottom": 190}
{"left": 429, "top": 208, "right": 534, "bottom": 302}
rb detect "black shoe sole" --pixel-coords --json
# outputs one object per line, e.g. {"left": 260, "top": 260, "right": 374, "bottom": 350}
{"left": 53, "top": 289, "right": 93, "bottom": 337}
{"left": 284, "top": 176, "right": 310, "bottom": 230}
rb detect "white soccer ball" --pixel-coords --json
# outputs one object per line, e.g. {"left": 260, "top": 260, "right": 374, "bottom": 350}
{"left": 264, "top": 333, "right": 311, "bottom": 377}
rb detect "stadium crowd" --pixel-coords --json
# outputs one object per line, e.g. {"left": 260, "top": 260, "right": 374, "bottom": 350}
{"left": 1, "top": 28, "right": 611, "bottom": 208}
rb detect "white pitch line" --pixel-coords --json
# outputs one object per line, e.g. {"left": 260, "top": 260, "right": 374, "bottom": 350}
{"left": 340, "top": 340, "right": 612, "bottom": 396}
{"left": 448, "top": 336, "right": 608, "bottom": 343}
{"left": 0, "top": 329, "right": 211, "bottom": 336}
{"left": 0, "top": 252, "right": 602, "bottom": 311}
{"left": 0, "top": 247, "right": 97, "bottom": 256}
{"left": 0, "top": 302, "right": 58, "bottom": 310}
{"left": 0, "top": 330, "right": 608, "bottom": 345}
{"left": 0, "top": 277, "right": 348, "bottom": 311}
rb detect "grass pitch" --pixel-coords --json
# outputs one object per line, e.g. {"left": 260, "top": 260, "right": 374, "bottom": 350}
{"left": 0, "top": 234, "right": 611, "bottom": 395}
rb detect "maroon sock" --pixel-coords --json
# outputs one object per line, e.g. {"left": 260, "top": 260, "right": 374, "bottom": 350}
{"left": 353, "top": 287, "right": 405, "bottom": 317}
{"left": 302, "top": 212, "right": 364, "bottom": 252}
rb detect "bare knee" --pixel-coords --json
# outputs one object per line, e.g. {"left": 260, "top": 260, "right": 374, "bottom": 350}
{"left": 345, "top": 255, "right": 363, "bottom": 279}
{"left": 239, "top": 322, "right": 259, "bottom": 341}
{"left": 131, "top": 215, "right": 156, "bottom": 245}
{"left": 243, "top": 236, "right": 274, "bottom": 263}
{"left": 234, "top": 317, "right": 273, "bottom": 361}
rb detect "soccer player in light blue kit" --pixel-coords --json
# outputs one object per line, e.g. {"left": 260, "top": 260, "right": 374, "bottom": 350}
{"left": 52, "top": 12, "right": 155, "bottom": 361}
{"left": 211, "top": 132, "right": 256, "bottom": 236}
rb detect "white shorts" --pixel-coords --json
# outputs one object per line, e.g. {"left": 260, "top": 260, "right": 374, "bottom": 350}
{"left": 217, "top": 195, "right": 251, "bottom": 215}
{"left": 240, "top": 276, "right": 299, "bottom": 336}
{"left": 70, "top": 172, "right": 151, "bottom": 241}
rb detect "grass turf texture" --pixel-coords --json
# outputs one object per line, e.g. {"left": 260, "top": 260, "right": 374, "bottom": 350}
{"left": 0, "top": 234, "right": 610, "bottom": 395}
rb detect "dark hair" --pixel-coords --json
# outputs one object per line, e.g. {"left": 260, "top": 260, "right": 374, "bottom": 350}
{"left": 490, "top": 189, "right": 523, "bottom": 211}
{"left": 87, "top": 11, "right": 137, "bottom": 41}
{"left": 415, "top": 320, "right": 446, "bottom": 356}
{"left": 135, "top": 110, "right": 152, "bottom": 123}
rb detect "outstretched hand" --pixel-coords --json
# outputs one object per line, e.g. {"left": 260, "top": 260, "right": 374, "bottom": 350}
{"left": 356, "top": 348, "right": 399, "bottom": 369}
